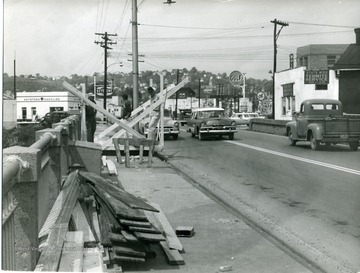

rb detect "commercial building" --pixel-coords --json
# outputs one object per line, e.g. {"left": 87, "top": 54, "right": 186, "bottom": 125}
{"left": 274, "top": 28, "right": 360, "bottom": 120}
{"left": 16, "top": 91, "right": 81, "bottom": 123}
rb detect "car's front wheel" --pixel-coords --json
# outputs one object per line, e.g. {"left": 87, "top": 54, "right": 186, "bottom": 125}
{"left": 228, "top": 133, "right": 234, "bottom": 140}
{"left": 172, "top": 134, "right": 178, "bottom": 140}
{"left": 288, "top": 130, "right": 297, "bottom": 146}
{"left": 310, "top": 133, "right": 320, "bottom": 150}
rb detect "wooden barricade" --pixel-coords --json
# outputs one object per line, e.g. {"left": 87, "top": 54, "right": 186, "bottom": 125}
{"left": 113, "top": 138, "right": 157, "bottom": 168}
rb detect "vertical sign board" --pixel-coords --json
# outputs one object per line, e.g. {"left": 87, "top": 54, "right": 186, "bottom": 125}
{"left": 304, "top": 70, "right": 329, "bottom": 85}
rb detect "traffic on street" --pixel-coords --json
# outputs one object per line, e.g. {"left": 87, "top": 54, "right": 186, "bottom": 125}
{"left": 161, "top": 125, "right": 360, "bottom": 272}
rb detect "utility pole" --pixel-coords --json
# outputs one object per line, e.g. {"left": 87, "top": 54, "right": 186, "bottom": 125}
{"left": 95, "top": 32, "right": 117, "bottom": 111}
{"left": 175, "top": 69, "right": 180, "bottom": 119}
{"left": 271, "top": 19, "right": 288, "bottom": 119}
{"left": 132, "top": 0, "right": 139, "bottom": 115}
{"left": 13, "top": 57, "right": 16, "bottom": 99}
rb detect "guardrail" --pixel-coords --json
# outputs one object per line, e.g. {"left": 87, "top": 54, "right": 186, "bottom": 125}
{"left": 2, "top": 115, "right": 82, "bottom": 270}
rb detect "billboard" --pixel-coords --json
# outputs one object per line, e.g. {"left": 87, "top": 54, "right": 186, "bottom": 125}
{"left": 304, "top": 70, "right": 329, "bottom": 84}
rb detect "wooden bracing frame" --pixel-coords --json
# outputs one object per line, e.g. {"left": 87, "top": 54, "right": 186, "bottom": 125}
{"left": 63, "top": 78, "right": 189, "bottom": 150}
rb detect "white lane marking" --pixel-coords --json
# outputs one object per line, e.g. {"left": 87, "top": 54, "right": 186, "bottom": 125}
{"left": 225, "top": 140, "right": 360, "bottom": 176}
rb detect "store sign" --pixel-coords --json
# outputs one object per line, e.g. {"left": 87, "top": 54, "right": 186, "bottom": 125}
{"left": 304, "top": 70, "right": 329, "bottom": 84}
{"left": 229, "top": 70, "right": 243, "bottom": 86}
{"left": 96, "top": 86, "right": 113, "bottom": 97}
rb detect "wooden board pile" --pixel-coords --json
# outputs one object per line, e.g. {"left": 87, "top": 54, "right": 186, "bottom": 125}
{"left": 77, "top": 171, "right": 185, "bottom": 270}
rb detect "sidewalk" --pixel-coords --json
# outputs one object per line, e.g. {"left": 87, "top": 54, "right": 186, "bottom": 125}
{"left": 106, "top": 155, "right": 311, "bottom": 273}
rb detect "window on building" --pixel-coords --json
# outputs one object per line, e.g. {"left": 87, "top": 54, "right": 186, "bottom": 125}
{"left": 300, "top": 57, "right": 308, "bottom": 69}
{"left": 282, "top": 83, "right": 295, "bottom": 116}
{"left": 315, "top": 84, "right": 328, "bottom": 90}
{"left": 22, "top": 107, "right": 27, "bottom": 120}
{"left": 327, "top": 55, "right": 336, "bottom": 67}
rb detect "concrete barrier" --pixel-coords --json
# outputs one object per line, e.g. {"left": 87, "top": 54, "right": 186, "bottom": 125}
{"left": 2, "top": 114, "right": 102, "bottom": 270}
{"left": 249, "top": 118, "right": 289, "bottom": 136}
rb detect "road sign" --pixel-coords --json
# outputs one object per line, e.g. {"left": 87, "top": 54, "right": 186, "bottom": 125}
{"left": 229, "top": 70, "right": 243, "bottom": 86}
{"left": 257, "top": 92, "right": 265, "bottom": 101}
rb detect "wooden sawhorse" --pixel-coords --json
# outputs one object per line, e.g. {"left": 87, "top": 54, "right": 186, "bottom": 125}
{"left": 112, "top": 138, "right": 157, "bottom": 168}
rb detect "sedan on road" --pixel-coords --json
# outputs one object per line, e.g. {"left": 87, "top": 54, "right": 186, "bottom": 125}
{"left": 187, "top": 107, "right": 237, "bottom": 140}
{"left": 139, "top": 109, "right": 180, "bottom": 140}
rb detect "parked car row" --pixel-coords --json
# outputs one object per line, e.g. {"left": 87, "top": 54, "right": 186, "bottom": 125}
{"left": 230, "top": 112, "right": 264, "bottom": 126}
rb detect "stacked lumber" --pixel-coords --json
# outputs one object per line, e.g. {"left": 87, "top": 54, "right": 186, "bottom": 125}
{"left": 37, "top": 170, "right": 185, "bottom": 271}
{"left": 77, "top": 171, "right": 172, "bottom": 269}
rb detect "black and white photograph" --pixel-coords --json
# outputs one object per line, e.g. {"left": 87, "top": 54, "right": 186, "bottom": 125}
{"left": 2, "top": 0, "right": 360, "bottom": 272}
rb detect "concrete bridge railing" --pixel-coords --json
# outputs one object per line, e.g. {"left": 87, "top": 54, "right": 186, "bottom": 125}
{"left": 2, "top": 115, "right": 102, "bottom": 271}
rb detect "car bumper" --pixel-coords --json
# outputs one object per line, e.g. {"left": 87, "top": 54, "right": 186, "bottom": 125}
{"left": 145, "top": 129, "right": 180, "bottom": 135}
{"left": 199, "top": 127, "right": 237, "bottom": 134}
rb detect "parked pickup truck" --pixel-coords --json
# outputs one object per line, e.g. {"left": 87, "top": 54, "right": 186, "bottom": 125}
{"left": 286, "top": 99, "right": 360, "bottom": 151}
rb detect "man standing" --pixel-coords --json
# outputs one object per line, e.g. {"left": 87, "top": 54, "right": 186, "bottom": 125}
{"left": 121, "top": 94, "right": 132, "bottom": 120}
{"left": 86, "top": 93, "right": 97, "bottom": 142}
{"left": 147, "top": 87, "right": 161, "bottom": 140}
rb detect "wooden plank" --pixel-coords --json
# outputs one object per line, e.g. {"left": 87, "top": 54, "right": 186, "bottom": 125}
{"left": 103, "top": 248, "right": 111, "bottom": 265}
{"left": 58, "top": 231, "right": 84, "bottom": 272}
{"left": 89, "top": 183, "right": 148, "bottom": 221}
{"left": 95, "top": 195, "right": 122, "bottom": 232}
{"left": 35, "top": 223, "right": 68, "bottom": 271}
{"left": 79, "top": 171, "right": 159, "bottom": 212}
{"left": 95, "top": 123, "right": 119, "bottom": 142}
{"left": 38, "top": 171, "right": 79, "bottom": 243}
{"left": 109, "top": 232, "right": 127, "bottom": 243}
{"left": 110, "top": 252, "right": 146, "bottom": 263}
{"left": 128, "top": 226, "right": 161, "bottom": 234}
{"left": 106, "top": 263, "right": 123, "bottom": 273}
{"left": 101, "top": 79, "right": 189, "bottom": 149}
{"left": 72, "top": 201, "right": 96, "bottom": 245}
{"left": 90, "top": 200, "right": 101, "bottom": 243}
{"left": 106, "top": 159, "right": 118, "bottom": 175}
{"left": 63, "top": 81, "right": 144, "bottom": 139}
{"left": 113, "top": 246, "right": 146, "bottom": 258}
{"left": 133, "top": 232, "right": 166, "bottom": 242}
{"left": 98, "top": 205, "right": 113, "bottom": 247}
{"left": 101, "top": 155, "right": 107, "bottom": 166}
{"left": 160, "top": 241, "right": 185, "bottom": 265}
{"left": 83, "top": 247, "right": 104, "bottom": 272}
{"left": 151, "top": 203, "right": 183, "bottom": 251}
{"left": 120, "top": 230, "right": 139, "bottom": 242}
{"left": 119, "top": 219, "right": 151, "bottom": 228}
{"left": 125, "top": 139, "right": 130, "bottom": 167}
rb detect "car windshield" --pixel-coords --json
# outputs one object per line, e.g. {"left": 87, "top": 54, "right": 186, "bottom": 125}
{"left": 199, "top": 110, "right": 225, "bottom": 118}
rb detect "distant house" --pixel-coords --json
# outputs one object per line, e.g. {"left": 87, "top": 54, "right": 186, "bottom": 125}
{"left": 332, "top": 28, "right": 360, "bottom": 114}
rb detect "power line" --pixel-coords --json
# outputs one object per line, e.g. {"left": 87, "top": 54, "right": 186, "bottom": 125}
{"left": 138, "top": 22, "right": 268, "bottom": 30}
{"left": 286, "top": 21, "right": 357, "bottom": 29}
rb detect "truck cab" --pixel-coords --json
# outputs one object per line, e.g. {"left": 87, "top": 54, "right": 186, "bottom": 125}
{"left": 286, "top": 99, "right": 360, "bottom": 151}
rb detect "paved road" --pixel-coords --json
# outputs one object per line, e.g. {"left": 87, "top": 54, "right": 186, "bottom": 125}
{"left": 160, "top": 126, "right": 360, "bottom": 273}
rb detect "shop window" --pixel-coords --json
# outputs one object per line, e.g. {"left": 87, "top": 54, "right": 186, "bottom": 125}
{"left": 327, "top": 55, "right": 336, "bottom": 67}
{"left": 315, "top": 84, "right": 328, "bottom": 90}
{"left": 22, "top": 107, "right": 27, "bottom": 120}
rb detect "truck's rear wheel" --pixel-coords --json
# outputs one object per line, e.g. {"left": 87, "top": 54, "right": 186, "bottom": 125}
{"left": 310, "top": 134, "right": 320, "bottom": 150}
{"left": 288, "top": 130, "right": 297, "bottom": 146}
{"left": 349, "top": 141, "right": 359, "bottom": 151}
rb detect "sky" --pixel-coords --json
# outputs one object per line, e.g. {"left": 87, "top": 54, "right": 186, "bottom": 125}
{"left": 3, "top": 0, "right": 360, "bottom": 80}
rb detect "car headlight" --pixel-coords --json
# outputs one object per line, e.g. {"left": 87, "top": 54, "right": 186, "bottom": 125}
{"left": 200, "top": 122, "right": 207, "bottom": 128}
{"left": 231, "top": 121, "right": 236, "bottom": 126}
{"left": 145, "top": 123, "right": 149, "bottom": 129}
{"left": 174, "top": 122, "right": 179, "bottom": 129}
